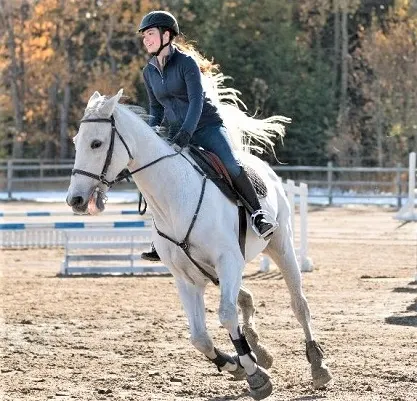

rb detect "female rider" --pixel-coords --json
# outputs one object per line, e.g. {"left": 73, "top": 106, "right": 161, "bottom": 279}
{"left": 138, "top": 11, "right": 277, "bottom": 261}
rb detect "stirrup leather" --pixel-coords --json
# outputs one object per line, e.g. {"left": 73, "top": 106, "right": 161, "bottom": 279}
{"left": 250, "top": 209, "right": 278, "bottom": 239}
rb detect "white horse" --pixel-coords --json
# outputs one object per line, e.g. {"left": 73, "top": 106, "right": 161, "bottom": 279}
{"left": 66, "top": 87, "right": 332, "bottom": 399}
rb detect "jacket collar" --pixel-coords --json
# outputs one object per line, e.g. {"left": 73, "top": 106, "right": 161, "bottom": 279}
{"left": 149, "top": 44, "right": 177, "bottom": 70}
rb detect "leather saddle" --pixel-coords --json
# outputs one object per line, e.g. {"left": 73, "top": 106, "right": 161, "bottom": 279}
{"left": 188, "top": 145, "right": 267, "bottom": 204}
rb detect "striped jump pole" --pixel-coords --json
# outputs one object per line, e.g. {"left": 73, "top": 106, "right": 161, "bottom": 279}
{"left": 0, "top": 220, "right": 149, "bottom": 248}
{"left": 0, "top": 209, "right": 144, "bottom": 218}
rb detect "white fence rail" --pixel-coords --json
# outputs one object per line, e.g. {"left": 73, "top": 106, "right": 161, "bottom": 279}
{"left": 60, "top": 228, "right": 168, "bottom": 276}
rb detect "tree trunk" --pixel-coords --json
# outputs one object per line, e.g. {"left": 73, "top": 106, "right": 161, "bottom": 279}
{"left": 106, "top": 14, "right": 117, "bottom": 74}
{"left": 2, "top": 0, "right": 25, "bottom": 158}
{"left": 59, "top": 83, "right": 71, "bottom": 160}
{"left": 332, "top": 0, "right": 340, "bottom": 101}
{"left": 375, "top": 80, "right": 383, "bottom": 167}
{"left": 44, "top": 81, "right": 58, "bottom": 159}
{"left": 338, "top": 3, "right": 349, "bottom": 142}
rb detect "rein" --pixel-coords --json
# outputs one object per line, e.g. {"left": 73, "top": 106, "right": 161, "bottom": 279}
{"left": 73, "top": 115, "right": 219, "bottom": 285}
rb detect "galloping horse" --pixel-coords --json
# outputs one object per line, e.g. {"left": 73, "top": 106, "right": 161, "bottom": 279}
{"left": 66, "top": 84, "right": 332, "bottom": 399}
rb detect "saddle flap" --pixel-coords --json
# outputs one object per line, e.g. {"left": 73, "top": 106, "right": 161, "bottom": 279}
{"left": 189, "top": 146, "right": 233, "bottom": 185}
{"left": 188, "top": 145, "right": 267, "bottom": 200}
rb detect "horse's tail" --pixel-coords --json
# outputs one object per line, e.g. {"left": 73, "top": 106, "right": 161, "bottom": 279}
{"left": 203, "top": 73, "right": 291, "bottom": 155}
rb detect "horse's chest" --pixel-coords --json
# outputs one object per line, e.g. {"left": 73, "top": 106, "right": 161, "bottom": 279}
{"left": 161, "top": 243, "right": 215, "bottom": 286}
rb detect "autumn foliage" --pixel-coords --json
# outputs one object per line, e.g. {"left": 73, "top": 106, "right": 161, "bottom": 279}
{"left": 0, "top": 0, "right": 416, "bottom": 166}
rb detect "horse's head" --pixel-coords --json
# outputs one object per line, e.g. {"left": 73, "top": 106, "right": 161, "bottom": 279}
{"left": 66, "top": 89, "right": 132, "bottom": 215}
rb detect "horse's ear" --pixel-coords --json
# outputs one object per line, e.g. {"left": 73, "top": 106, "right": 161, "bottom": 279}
{"left": 87, "top": 91, "right": 101, "bottom": 107}
{"left": 100, "top": 89, "right": 124, "bottom": 117}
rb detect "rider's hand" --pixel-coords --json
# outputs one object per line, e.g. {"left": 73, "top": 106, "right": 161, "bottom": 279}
{"left": 172, "top": 129, "right": 191, "bottom": 149}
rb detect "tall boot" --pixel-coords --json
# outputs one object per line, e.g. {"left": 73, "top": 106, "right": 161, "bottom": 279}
{"left": 232, "top": 168, "right": 277, "bottom": 240}
{"left": 141, "top": 242, "right": 160, "bottom": 261}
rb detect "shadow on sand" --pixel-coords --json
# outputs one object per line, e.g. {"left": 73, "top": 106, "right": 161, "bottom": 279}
{"left": 385, "top": 284, "right": 417, "bottom": 327}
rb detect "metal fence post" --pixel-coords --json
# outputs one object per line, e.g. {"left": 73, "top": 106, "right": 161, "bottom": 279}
{"left": 396, "top": 162, "right": 402, "bottom": 209}
{"left": 7, "top": 159, "right": 13, "bottom": 200}
{"left": 327, "top": 161, "right": 333, "bottom": 206}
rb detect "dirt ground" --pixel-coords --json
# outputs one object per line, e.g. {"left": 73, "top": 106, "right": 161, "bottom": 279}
{"left": 1, "top": 202, "right": 416, "bottom": 401}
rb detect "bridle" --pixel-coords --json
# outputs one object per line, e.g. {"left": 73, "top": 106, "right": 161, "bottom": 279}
{"left": 72, "top": 115, "right": 180, "bottom": 187}
{"left": 72, "top": 116, "right": 133, "bottom": 187}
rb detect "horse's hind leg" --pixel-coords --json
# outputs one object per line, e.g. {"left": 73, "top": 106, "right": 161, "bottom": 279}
{"left": 265, "top": 212, "right": 332, "bottom": 389}
{"left": 238, "top": 287, "right": 273, "bottom": 369}
{"left": 174, "top": 277, "right": 245, "bottom": 381}
{"left": 217, "top": 252, "right": 272, "bottom": 400}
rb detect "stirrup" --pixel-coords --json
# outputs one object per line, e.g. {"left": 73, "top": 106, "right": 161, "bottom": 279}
{"left": 250, "top": 210, "right": 278, "bottom": 240}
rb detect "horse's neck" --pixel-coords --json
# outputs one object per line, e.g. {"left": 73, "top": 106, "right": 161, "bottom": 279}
{"left": 118, "top": 110, "right": 199, "bottom": 228}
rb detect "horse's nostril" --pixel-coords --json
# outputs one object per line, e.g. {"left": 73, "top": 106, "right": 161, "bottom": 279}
{"left": 67, "top": 196, "right": 84, "bottom": 207}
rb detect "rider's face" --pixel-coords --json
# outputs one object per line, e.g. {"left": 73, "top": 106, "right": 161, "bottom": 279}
{"left": 142, "top": 28, "right": 169, "bottom": 54}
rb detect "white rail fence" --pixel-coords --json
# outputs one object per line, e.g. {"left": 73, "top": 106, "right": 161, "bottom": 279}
{"left": 0, "top": 157, "right": 413, "bottom": 206}
{"left": 260, "top": 179, "right": 311, "bottom": 273}
{"left": 0, "top": 221, "right": 148, "bottom": 248}
{"left": 1, "top": 180, "right": 310, "bottom": 275}
{"left": 60, "top": 228, "right": 168, "bottom": 276}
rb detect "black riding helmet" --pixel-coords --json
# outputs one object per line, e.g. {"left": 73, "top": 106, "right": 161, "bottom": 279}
{"left": 138, "top": 11, "right": 179, "bottom": 56}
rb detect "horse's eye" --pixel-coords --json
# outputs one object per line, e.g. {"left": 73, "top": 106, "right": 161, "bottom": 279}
{"left": 91, "top": 140, "right": 102, "bottom": 149}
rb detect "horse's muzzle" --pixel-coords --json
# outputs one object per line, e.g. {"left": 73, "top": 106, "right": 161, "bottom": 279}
{"left": 66, "top": 195, "right": 89, "bottom": 214}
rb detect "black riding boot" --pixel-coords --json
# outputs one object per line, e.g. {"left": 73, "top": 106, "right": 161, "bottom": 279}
{"left": 232, "top": 168, "right": 277, "bottom": 240}
{"left": 141, "top": 242, "right": 160, "bottom": 261}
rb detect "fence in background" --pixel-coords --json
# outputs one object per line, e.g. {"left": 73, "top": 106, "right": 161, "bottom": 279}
{"left": 60, "top": 228, "right": 168, "bottom": 276}
{"left": 0, "top": 158, "right": 411, "bottom": 205}
{"left": 1, "top": 180, "right": 311, "bottom": 275}
{"left": 272, "top": 163, "right": 409, "bottom": 207}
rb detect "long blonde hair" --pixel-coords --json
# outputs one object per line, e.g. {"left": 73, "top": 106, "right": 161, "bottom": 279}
{"left": 174, "top": 36, "right": 219, "bottom": 76}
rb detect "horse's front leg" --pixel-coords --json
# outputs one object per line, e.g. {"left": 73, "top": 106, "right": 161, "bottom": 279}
{"left": 174, "top": 277, "right": 245, "bottom": 380}
{"left": 217, "top": 252, "right": 273, "bottom": 400}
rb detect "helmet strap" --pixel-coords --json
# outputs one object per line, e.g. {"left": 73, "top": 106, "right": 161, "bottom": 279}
{"left": 151, "top": 28, "right": 172, "bottom": 57}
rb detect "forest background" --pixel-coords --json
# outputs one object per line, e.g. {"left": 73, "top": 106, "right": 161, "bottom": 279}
{"left": 0, "top": 0, "right": 416, "bottom": 167}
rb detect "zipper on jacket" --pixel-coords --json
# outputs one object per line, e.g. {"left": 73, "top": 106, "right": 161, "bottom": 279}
{"left": 150, "top": 63, "right": 164, "bottom": 84}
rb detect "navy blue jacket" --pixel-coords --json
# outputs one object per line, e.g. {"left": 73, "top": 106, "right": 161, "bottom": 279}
{"left": 143, "top": 46, "right": 222, "bottom": 136}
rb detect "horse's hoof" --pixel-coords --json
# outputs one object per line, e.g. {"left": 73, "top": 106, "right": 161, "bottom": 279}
{"left": 253, "top": 343, "right": 273, "bottom": 370}
{"left": 247, "top": 366, "right": 273, "bottom": 400}
{"left": 306, "top": 340, "right": 332, "bottom": 389}
{"left": 312, "top": 363, "right": 333, "bottom": 389}
{"left": 228, "top": 354, "right": 246, "bottom": 381}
